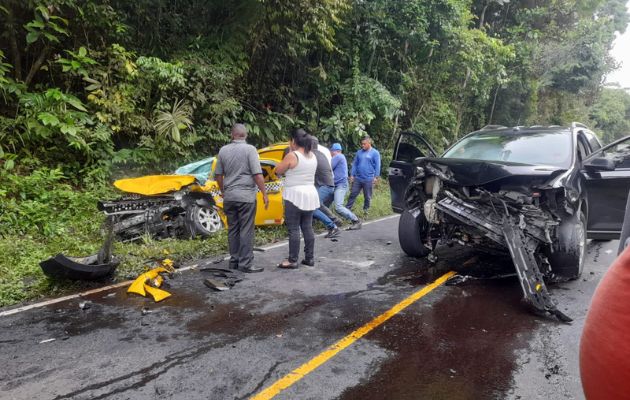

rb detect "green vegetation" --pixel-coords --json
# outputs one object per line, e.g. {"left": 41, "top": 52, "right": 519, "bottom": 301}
{"left": 0, "top": 1, "right": 629, "bottom": 306}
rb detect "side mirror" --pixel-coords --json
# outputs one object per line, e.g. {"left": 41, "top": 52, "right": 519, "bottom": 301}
{"left": 584, "top": 156, "right": 615, "bottom": 172}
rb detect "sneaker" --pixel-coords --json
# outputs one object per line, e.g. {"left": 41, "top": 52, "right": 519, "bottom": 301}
{"left": 347, "top": 220, "right": 362, "bottom": 230}
{"left": 324, "top": 227, "right": 340, "bottom": 238}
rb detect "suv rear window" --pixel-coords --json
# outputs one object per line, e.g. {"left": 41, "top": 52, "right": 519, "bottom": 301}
{"left": 443, "top": 131, "right": 572, "bottom": 168}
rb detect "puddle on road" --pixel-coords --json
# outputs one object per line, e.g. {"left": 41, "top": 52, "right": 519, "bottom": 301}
{"left": 340, "top": 271, "right": 541, "bottom": 400}
{"left": 374, "top": 246, "right": 517, "bottom": 289}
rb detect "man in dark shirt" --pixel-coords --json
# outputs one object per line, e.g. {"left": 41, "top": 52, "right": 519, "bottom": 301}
{"left": 215, "top": 124, "right": 268, "bottom": 273}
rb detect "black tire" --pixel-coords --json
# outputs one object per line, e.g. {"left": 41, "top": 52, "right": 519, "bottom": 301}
{"left": 398, "top": 209, "right": 430, "bottom": 257}
{"left": 547, "top": 210, "right": 586, "bottom": 280}
{"left": 189, "top": 205, "right": 223, "bottom": 237}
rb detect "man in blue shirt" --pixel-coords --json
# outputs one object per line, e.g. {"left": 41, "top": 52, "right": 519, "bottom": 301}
{"left": 330, "top": 143, "right": 361, "bottom": 230}
{"left": 346, "top": 136, "right": 381, "bottom": 216}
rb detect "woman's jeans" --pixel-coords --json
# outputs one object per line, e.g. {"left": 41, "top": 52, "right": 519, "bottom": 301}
{"left": 284, "top": 200, "right": 315, "bottom": 262}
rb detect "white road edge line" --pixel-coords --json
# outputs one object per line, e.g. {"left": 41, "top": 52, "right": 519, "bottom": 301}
{"left": 0, "top": 214, "right": 399, "bottom": 318}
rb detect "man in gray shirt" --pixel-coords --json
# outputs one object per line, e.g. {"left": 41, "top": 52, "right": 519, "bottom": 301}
{"left": 215, "top": 124, "right": 269, "bottom": 273}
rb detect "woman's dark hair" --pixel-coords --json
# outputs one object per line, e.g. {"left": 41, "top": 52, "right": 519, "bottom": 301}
{"left": 290, "top": 128, "right": 313, "bottom": 153}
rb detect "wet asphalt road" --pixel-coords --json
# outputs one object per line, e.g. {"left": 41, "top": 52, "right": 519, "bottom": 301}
{"left": 0, "top": 215, "right": 619, "bottom": 400}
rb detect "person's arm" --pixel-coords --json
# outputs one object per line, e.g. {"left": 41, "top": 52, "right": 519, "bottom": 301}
{"left": 253, "top": 174, "right": 269, "bottom": 209}
{"left": 247, "top": 147, "right": 268, "bottom": 208}
{"left": 373, "top": 150, "right": 381, "bottom": 184}
{"left": 215, "top": 155, "right": 224, "bottom": 192}
{"left": 331, "top": 154, "right": 340, "bottom": 171}
{"left": 275, "top": 151, "right": 297, "bottom": 175}
{"left": 350, "top": 152, "right": 359, "bottom": 182}
{"left": 216, "top": 174, "right": 224, "bottom": 192}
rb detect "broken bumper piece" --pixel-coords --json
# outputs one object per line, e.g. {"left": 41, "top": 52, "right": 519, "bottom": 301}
{"left": 40, "top": 253, "right": 119, "bottom": 281}
{"left": 128, "top": 264, "right": 175, "bottom": 302}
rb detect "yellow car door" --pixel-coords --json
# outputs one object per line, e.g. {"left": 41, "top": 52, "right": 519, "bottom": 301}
{"left": 255, "top": 159, "right": 284, "bottom": 225}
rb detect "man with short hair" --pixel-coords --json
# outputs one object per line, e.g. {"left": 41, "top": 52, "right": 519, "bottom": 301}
{"left": 215, "top": 124, "right": 269, "bottom": 273}
{"left": 346, "top": 136, "right": 381, "bottom": 216}
{"left": 330, "top": 143, "right": 361, "bottom": 230}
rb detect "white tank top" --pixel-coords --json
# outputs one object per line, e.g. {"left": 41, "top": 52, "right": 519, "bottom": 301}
{"left": 283, "top": 151, "right": 320, "bottom": 210}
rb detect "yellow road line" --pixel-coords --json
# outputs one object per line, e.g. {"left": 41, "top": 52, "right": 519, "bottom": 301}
{"left": 251, "top": 270, "right": 456, "bottom": 400}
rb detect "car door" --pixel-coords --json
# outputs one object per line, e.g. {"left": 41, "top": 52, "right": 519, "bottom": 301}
{"left": 389, "top": 131, "right": 437, "bottom": 213}
{"left": 583, "top": 135, "right": 630, "bottom": 239}
{"left": 255, "top": 159, "right": 285, "bottom": 225}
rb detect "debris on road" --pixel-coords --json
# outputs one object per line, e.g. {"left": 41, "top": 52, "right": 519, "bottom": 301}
{"left": 39, "top": 338, "right": 56, "bottom": 344}
{"left": 203, "top": 278, "right": 230, "bottom": 291}
{"left": 127, "top": 259, "right": 176, "bottom": 302}
{"left": 79, "top": 301, "right": 92, "bottom": 310}
{"left": 200, "top": 267, "right": 242, "bottom": 291}
{"left": 39, "top": 217, "right": 119, "bottom": 280}
{"left": 446, "top": 274, "right": 476, "bottom": 286}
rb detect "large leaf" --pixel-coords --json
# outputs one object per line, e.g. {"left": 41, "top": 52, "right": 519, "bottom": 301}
{"left": 65, "top": 96, "right": 88, "bottom": 112}
{"left": 38, "top": 112, "right": 60, "bottom": 127}
{"left": 26, "top": 31, "right": 40, "bottom": 44}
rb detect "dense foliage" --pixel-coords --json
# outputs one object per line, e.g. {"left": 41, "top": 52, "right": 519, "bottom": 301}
{"left": 1, "top": 0, "right": 628, "bottom": 185}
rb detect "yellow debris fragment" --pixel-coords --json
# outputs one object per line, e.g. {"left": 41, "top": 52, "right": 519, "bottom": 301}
{"left": 127, "top": 265, "right": 174, "bottom": 302}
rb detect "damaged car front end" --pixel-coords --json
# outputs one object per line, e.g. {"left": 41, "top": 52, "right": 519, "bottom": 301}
{"left": 403, "top": 157, "right": 584, "bottom": 321}
{"left": 392, "top": 126, "right": 604, "bottom": 321}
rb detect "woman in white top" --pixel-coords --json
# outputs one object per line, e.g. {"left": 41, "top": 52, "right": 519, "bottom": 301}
{"left": 275, "top": 129, "right": 320, "bottom": 268}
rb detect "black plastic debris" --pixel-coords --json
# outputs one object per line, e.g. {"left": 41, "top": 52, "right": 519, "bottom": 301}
{"left": 446, "top": 274, "right": 475, "bottom": 286}
{"left": 40, "top": 218, "right": 118, "bottom": 280}
{"left": 201, "top": 268, "right": 243, "bottom": 291}
{"left": 40, "top": 254, "right": 119, "bottom": 280}
{"left": 203, "top": 278, "right": 230, "bottom": 291}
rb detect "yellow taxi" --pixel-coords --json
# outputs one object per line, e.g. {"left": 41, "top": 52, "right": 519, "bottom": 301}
{"left": 110, "top": 143, "right": 289, "bottom": 238}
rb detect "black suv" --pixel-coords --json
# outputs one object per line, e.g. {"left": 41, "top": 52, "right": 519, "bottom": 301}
{"left": 388, "top": 123, "right": 630, "bottom": 319}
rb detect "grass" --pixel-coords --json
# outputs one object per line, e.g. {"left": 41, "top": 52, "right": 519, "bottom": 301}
{"left": 0, "top": 182, "right": 393, "bottom": 307}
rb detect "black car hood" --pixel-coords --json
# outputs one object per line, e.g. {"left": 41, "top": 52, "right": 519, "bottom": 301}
{"left": 415, "top": 157, "right": 566, "bottom": 186}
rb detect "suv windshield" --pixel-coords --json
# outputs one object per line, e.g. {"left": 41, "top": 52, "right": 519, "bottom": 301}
{"left": 443, "top": 131, "right": 572, "bottom": 168}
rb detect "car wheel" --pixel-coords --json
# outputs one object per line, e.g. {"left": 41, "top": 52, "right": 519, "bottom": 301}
{"left": 190, "top": 205, "right": 223, "bottom": 237}
{"left": 398, "top": 209, "right": 430, "bottom": 257}
{"left": 548, "top": 210, "right": 587, "bottom": 280}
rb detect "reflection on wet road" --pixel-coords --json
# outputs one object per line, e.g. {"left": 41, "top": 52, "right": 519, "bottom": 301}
{"left": 0, "top": 216, "right": 617, "bottom": 400}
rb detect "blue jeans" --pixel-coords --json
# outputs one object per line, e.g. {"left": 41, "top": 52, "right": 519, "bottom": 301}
{"left": 313, "top": 185, "right": 336, "bottom": 229}
{"left": 333, "top": 183, "right": 359, "bottom": 222}
{"left": 346, "top": 179, "right": 374, "bottom": 211}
